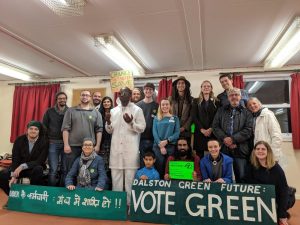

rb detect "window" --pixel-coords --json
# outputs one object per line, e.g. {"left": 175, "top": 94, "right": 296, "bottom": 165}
{"left": 244, "top": 75, "right": 291, "bottom": 138}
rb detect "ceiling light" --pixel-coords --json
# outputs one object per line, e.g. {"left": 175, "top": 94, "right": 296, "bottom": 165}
{"left": 40, "top": 0, "right": 86, "bottom": 17}
{"left": 248, "top": 81, "right": 264, "bottom": 94}
{"left": 94, "top": 35, "right": 145, "bottom": 76}
{"left": 0, "top": 62, "right": 32, "bottom": 81}
{"left": 265, "top": 17, "right": 300, "bottom": 69}
{"left": 274, "top": 108, "right": 284, "bottom": 115}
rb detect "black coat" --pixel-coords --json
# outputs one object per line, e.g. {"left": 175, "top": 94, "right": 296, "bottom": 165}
{"left": 212, "top": 105, "right": 253, "bottom": 158}
{"left": 192, "top": 98, "right": 219, "bottom": 152}
{"left": 244, "top": 163, "right": 288, "bottom": 218}
{"left": 11, "top": 134, "right": 49, "bottom": 171}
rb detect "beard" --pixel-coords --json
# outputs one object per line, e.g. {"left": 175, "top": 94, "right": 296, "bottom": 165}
{"left": 58, "top": 102, "right": 66, "bottom": 107}
{"left": 179, "top": 150, "right": 188, "bottom": 157}
{"left": 93, "top": 99, "right": 101, "bottom": 105}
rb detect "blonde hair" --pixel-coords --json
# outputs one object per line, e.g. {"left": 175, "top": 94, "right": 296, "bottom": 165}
{"left": 197, "top": 80, "right": 218, "bottom": 106}
{"left": 157, "top": 98, "right": 173, "bottom": 120}
{"left": 247, "top": 97, "right": 263, "bottom": 107}
{"left": 227, "top": 87, "right": 241, "bottom": 96}
{"left": 250, "top": 141, "right": 275, "bottom": 169}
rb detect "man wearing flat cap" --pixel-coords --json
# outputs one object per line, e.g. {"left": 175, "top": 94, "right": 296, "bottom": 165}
{"left": 170, "top": 76, "right": 193, "bottom": 143}
{"left": 0, "top": 121, "right": 49, "bottom": 195}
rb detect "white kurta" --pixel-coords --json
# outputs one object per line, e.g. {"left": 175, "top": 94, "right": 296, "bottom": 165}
{"left": 106, "top": 101, "right": 146, "bottom": 169}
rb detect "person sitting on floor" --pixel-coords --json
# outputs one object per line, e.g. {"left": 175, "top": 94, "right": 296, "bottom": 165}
{"left": 243, "top": 141, "right": 289, "bottom": 225}
{"left": 65, "top": 138, "right": 106, "bottom": 191}
{"left": 135, "top": 149, "right": 160, "bottom": 180}
{"left": 200, "top": 139, "right": 233, "bottom": 183}
{"left": 0, "top": 120, "right": 49, "bottom": 195}
{"left": 164, "top": 137, "right": 201, "bottom": 181}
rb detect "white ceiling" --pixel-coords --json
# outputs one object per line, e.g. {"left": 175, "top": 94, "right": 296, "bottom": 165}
{"left": 0, "top": 0, "right": 300, "bottom": 81}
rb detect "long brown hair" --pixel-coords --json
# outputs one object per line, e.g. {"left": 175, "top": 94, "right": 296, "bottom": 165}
{"left": 157, "top": 98, "right": 173, "bottom": 120}
{"left": 250, "top": 141, "right": 275, "bottom": 169}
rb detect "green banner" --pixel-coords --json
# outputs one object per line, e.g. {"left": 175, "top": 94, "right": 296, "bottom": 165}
{"left": 8, "top": 184, "right": 127, "bottom": 221}
{"left": 130, "top": 179, "right": 277, "bottom": 225}
{"left": 169, "top": 161, "right": 194, "bottom": 180}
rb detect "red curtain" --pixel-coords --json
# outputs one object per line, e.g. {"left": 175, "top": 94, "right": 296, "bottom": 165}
{"left": 232, "top": 73, "right": 244, "bottom": 89}
{"left": 10, "top": 84, "right": 60, "bottom": 143}
{"left": 157, "top": 79, "right": 172, "bottom": 103}
{"left": 113, "top": 92, "right": 118, "bottom": 106}
{"left": 290, "top": 73, "right": 300, "bottom": 149}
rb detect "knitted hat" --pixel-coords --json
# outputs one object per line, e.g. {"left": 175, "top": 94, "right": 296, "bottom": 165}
{"left": 27, "top": 120, "right": 42, "bottom": 130}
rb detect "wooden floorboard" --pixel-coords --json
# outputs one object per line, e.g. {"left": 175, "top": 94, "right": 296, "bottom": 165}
{"left": 1, "top": 189, "right": 299, "bottom": 225}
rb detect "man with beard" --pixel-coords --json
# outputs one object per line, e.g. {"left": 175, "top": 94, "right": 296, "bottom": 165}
{"left": 43, "top": 92, "right": 68, "bottom": 186}
{"left": 131, "top": 87, "right": 143, "bottom": 103}
{"left": 0, "top": 121, "right": 48, "bottom": 195}
{"left": 105, "top": 87, "right": 146, "bottom": 205}
{"left": 92, "top": 91, "right": 102, "bottom": 110}
{"left": 62, "top": 90, "right": 103, "bottom": 177}
{"left": 164, "top": 137, "right": 201, "bottom": 181}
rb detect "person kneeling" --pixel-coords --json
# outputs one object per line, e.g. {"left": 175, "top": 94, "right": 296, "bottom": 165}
{"left": 0, "top": 121, "right": 48, "bottom": 196}
{"left": 164, "top": 137, "right": 201, "bottom": 181}
{"left": 135, "top": 150, "right": 160, "bottom": 180}
{"left": 200, "top": 139, "right": 233, "bottom": 183}
{"left": 244, "top": 141, "right": 289, "bottom": 225}
{"left": 65, "top": 138, "right": 106, "bottom": 191}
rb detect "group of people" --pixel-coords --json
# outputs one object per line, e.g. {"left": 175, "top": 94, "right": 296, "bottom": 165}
{"left": 0, "top": 74, "right": 289, "bottom": 225}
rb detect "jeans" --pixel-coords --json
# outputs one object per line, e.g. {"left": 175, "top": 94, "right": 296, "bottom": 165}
{"left": 48, "top": 142, "right": 64, "bottom": 186}
{"left": 139, "top": 139, "right": 154, "bottom": 168}
{"left": 62, "top": 146, "right": 82, "bottom": 185}
{"left": 232, "top": 157, "right": 248, "bottom": 183}
{"left": 153, "top": 144, "right": 175, "bottom": 179}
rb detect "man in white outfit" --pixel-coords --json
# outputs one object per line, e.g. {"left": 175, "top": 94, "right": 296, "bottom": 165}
{"left": 105, "top": 87, "right": 146, "bottom": 205}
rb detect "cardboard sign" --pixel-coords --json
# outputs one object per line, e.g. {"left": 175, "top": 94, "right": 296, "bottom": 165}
{"left": 110, "top": 70, "right": 134, "bottom": 92}
{"left": 130, "top": 180, "right": 277, "bottom": 225}
{"left": 169, "top": 161, "right": 194, "bottom": 180}
{"left": 8, "top": 184, "right": 127, "bottom": 221}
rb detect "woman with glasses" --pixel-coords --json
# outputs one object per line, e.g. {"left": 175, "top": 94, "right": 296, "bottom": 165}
{"left": 65, "top": 138, "right": 106, "bottom": 191}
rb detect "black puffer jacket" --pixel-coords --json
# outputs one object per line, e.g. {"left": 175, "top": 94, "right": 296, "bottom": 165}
{"left": 212, "top": 104, "right": 253, "bottom": 158}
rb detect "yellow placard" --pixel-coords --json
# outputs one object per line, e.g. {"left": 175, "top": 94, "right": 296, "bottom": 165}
{"left": 110, "top": 70, "right": 134, "bottom": 92}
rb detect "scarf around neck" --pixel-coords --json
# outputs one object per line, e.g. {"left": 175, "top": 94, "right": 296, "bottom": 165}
{"left": 77, "top": 151, "right": 97, "bottom": 187}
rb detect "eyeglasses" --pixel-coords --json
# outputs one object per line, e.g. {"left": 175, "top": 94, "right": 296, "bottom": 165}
{"left": 83, "top": 144, "right": 93, "bottom": 147}
{"left": 57, "top": 97, "right": 67, "bottom": 100}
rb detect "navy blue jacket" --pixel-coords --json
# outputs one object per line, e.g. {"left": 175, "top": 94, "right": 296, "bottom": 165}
{"left": 65, "top": 155, "right": 107, "bottom": 189}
